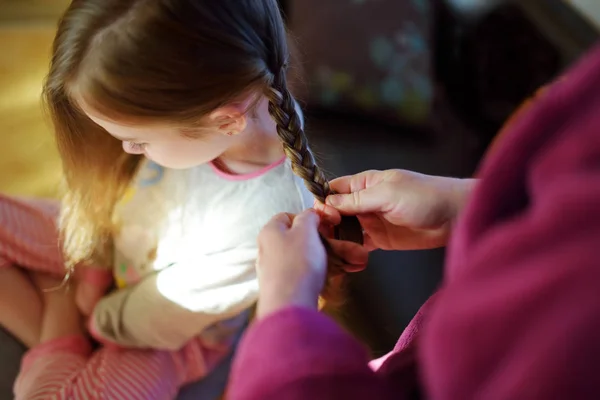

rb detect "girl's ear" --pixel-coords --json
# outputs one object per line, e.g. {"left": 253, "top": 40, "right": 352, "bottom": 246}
{"left": 209, "top": 105, "right": 247, "bottom": 136}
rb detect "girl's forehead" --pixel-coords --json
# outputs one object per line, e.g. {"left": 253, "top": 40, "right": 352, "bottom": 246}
{"left": 76, "top": 97, "right": 134, "bottom": 128}
{"left": 73, "top": 89, "right": 175, "bottom": 129}
{"left": 83, "top": 107, "right": 176, "bottom": 141}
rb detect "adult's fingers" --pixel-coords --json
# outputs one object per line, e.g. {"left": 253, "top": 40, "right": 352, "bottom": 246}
{"left": 342, "top": 264, "right": 367, "bottom": 273}
{"left": 329, "top": 170, "right": 381, "bottom": 194}
{"left": 326, "top": 186, "right": 388, "bottom": 214}
{"left": 327, "top": 239, "right": 369, "bottom": 266}
{"left": 291, "top": 209, "right": 320, "bottom": 231}
{"left": 261, "top": 212, "right": 294, "bottom": 234}
{"left": 314, "top": 201, "right": 342, "bottom": 225}
{"left": 318, "top": 219, "right": 335, "bottom": 239}
{"left": 361, "top": 232, "right": 378, "bottom": 252}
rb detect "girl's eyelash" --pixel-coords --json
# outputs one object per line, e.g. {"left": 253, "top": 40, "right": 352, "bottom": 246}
{"left": 128, "top": 142, "right": 146, "bottom": 151}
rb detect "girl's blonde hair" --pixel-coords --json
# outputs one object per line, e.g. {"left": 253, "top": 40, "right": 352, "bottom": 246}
{"left": 45, "top": 0, "right": 360, "bottom": 304}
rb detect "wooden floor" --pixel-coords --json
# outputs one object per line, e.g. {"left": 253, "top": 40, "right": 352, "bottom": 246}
{"left": 0, "top": 24, "right": 62, "bottom": 198}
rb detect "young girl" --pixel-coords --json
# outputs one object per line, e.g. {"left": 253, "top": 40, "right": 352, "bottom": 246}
{"left": 0, "top": 0, "right": 360, "bottom": 398}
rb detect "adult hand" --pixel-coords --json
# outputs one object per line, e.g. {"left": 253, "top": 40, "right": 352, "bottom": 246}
{"left": 316, "top": 170, "right": 476, "bottom": 251}
{"left": 255, "top": 210, "right": 368, "bottom": 319}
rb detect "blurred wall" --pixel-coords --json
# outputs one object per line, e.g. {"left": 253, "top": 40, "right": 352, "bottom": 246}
{"left": 568, "top": 0, "right": 600, "bottom": 28}
{"left": 0, "top": 0, "right": 69, "bottom": 22}
{"left": 0, "top": 1, "right": 70, "bottom": 197}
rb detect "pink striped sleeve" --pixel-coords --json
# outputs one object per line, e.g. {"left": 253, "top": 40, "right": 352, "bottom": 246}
{"left": 14, "top": 336, "right": 93, "bottom": 400}
{"left": 13, "top": 334, "right": 228, "bottom": 399}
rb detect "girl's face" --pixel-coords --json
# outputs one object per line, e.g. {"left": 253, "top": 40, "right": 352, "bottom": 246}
{"left": 84, "top": 111, "right": 235, "bottom": 170}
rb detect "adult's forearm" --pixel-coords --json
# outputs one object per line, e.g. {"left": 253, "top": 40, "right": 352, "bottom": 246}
{"left": 451, "top": 178, "right": 478, "bottom": 219}
{"left": 229, "top": 307, "right": 398, "bottom": 399}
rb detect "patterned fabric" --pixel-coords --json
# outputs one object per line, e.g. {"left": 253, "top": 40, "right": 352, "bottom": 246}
{"left": 91, "top": 157, "right": 312, "bottom": 350}
{"left": 289, "top": 0, "right": 433, "bottom": 125}
{"left": 0, "top": 194, "right": 228, "bottom": 400}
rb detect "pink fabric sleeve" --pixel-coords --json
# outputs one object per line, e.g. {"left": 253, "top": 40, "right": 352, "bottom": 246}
{"left": 228, "top": 307, "right": 398, "bottom": 400}
{"left": 13, "top": 333, "right": 227, "bottom": 400}
{"left": 14, "top": 336, "right": 93, "bottom": 399}
{"left": 0, "top": 192, "right": 230, "bottom": 398}
{"left": 419, "top": 46, "right": 600, "bottom": 400}
{"left": 422, "top": 199, "right": 600, "bottom": 398}
{"left": 0, "top": 194, "right": 113, "bottom": 317}
{"left": 229, "top": 44, "right": 600, "bottom": 400}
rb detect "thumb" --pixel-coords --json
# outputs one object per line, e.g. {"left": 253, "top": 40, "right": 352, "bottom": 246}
{"left": 326, "top": 187, "right": 385, "bottom": 214}
{"left": 291, "top": 209, "right": 320, "bottom": 230}
{"left": 262, "top": 213, "right": 294, "bottom": 233}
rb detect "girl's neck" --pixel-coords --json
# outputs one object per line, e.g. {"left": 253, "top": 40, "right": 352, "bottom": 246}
{"left": 215, "top": 103, "right": 285, "bottom": 175}
{"left": 213, "top": 142, "right": 284, "bottom": 175}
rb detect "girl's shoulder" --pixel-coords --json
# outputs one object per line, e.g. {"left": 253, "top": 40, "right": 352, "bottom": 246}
{"left": 185, "top": 159, "right": 314, "bottom": 221}
{"left": 114, "top": 159, "right": 188, "bottom": 223}
{"left": 209, "top": 158, "right": 313, "bottom": 210}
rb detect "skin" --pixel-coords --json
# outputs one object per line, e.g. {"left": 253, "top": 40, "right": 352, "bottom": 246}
{"left": 257, "top": 171, "right": 476, "bottom": 319}
{"left": 82, "top": 96, "right": 285, "bottom": 173}
{"left": 256, "top": 211, "right": 370, "bottom": 318}
{"left": 0, "top": 267, "right": 43, "bottom": 347}
{"left": 1, "top": 102, "right": 476, "bottom": 343}
{"left": 0, "top": 95, "right": 287, "bottom": 347}
{"left": 318, "top": 170, "right": 476, "bottom": 251}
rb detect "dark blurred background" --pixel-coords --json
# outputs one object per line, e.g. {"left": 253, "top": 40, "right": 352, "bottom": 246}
{"left": 279, "top": 0, "right": 599, "bottom": 356}
{"left": 0, "top": 0, "right": 599, "bottom": 397}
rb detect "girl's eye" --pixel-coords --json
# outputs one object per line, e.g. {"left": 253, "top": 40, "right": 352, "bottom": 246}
{"left": 127, "top": 142, "right": 146, "bottom": 151}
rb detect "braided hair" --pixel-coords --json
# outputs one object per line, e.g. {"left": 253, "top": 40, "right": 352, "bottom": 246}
{"left": 264, "top": 63, "right": 363, "bottom": 307}
{"left": 47, "top": 0, "right": 362, "bottom": 307}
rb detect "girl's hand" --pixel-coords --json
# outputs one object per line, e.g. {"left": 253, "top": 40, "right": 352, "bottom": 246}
{"left": 255, "top": 210, "right": 367, "bottom": 319}
{"left": 0, "top": 267, "right": 43, "bottom": 348}
{"left": 316, "top": 170, "right": 476, "bottom": 251}
{"left": 74, "top": 268, "right": 113, "bottom": 317}
{"left": 32, "top": 272, "right": 86, "bottom": 343}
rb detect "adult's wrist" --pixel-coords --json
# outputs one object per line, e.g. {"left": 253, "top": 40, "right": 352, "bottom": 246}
{"left": 449, "top": 178, "right": 477, "bottom": 219}
{"left": 257, "top": 284, "right": 320, "bottom": 320}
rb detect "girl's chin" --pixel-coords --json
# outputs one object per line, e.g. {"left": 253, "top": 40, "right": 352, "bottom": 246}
{"left": 147, "top": 158, "right": 212, "bottom": 170}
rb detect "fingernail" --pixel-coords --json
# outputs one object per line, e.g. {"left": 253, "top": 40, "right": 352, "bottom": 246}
{"left": 347, "top": 249, "right": 368, "bottom": 264}
{"left": 344, "top": 263, "right": 367, "bottom": 273}
{"left": 326, "top": 195, "right": 340, "bottom": 206}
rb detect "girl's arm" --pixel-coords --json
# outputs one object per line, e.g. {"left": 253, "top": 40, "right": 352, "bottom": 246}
{"left": 90, "top": 246, "right": 258, "bottom": 350}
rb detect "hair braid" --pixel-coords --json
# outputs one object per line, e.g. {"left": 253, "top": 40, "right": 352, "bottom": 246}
{"left": 265, "top": 69, "right": 330, "bottom": 204}
{"left": 265, "top": 67, "right": 363, "bottom": 308}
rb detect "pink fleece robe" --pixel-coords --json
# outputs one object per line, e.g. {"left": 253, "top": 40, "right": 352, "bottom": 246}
{"left": 227, "top": 43, "right": 600, "bottom": 399}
